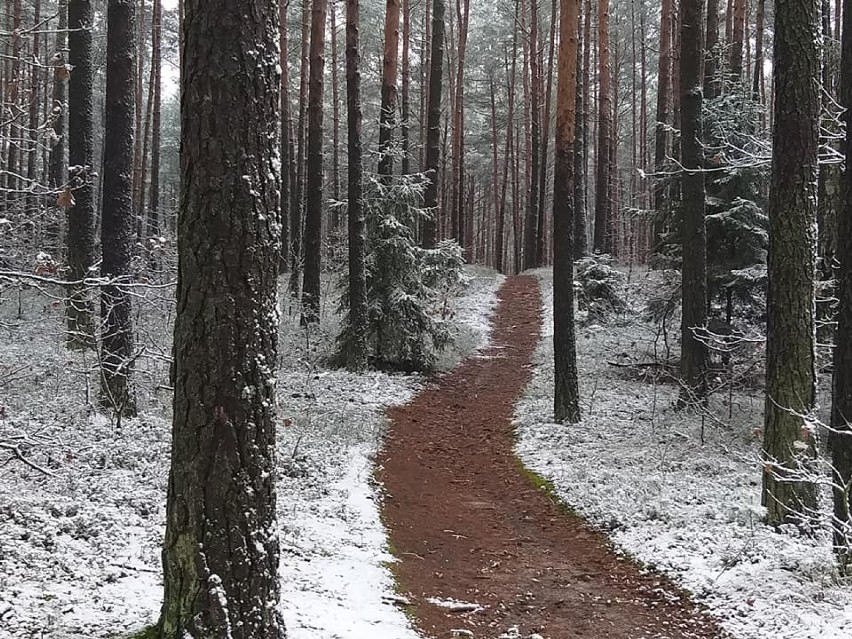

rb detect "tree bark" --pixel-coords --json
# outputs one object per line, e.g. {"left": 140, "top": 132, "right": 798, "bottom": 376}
{"left": 147, "top": 0, "right": 162, "bottom": 238}
{"left": 345, "top": 0, "right": 368, "bottom": 370}
{"left": 752, "top": 0, "right": 766, "bottom": 102}
{"left": 537, "top": 0, "right": 557, "bottom": 265}
{"left": 65, "top": 0, "right": 96, "bottom": 348}
{"left": 523, "top": 0, "right": 541, "bottom": 269}
{"left": 421, "top": 0, "right": 445, "bottom": 248}
{"left": 677, "top": 0, "right": 709, "bottom": 407}
{"left": 401, "top": 0, "right": 412, "bottom": 174}
{"left": 830, "top": 0, "right": 852, "bottom": 565}
{"left": 330, "top": 0, "right": 341, "bottom": 205}
{"left": 301, "top": 0, "right": 327, "bottom": 323}
{"left": 49, "top": 0, "right": 69, "bottom": 191}
{"left": 554, "top": 0, "right": 581, "bottom": 423}
{"left": 593, "top": 0, "right": 613, "bottom": 254}
{"left": 573, "top": 0, "right": 587, "bottom": 259}
{"left": 158, "top": 0, "right": 284, "bottom": 633}
{"left": 379, "top": 0, "right": 400, "bottom": 177}
{"left": 762, "top": 0, "right": 820, "bottom": 528}
{"left": 730, "top": 0, "right": 746, "bottom": 81}
{"left": 653, "top": 0, "right": 673, "bottom": 247}
{"left": 290, "top": 0, "right": 311, "bottom": 296}
{"left": 100, "top": 0, "right": 137, "bottom": 417}
{"left": 280, "top": 0, "right": 292, "bottom": 271}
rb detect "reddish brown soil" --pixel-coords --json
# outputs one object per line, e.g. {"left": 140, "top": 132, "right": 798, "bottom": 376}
{"left": 379, "top": 275, "right": 726, "bottom": 639}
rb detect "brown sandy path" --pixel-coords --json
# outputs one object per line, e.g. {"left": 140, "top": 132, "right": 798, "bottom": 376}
{"left": 378, "top": 275, "right": 726, "bottom": 639}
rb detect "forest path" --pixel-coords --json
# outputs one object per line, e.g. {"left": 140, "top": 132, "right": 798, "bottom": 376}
{"left": 379, "top": 275, "right": 726, "bottom": 639}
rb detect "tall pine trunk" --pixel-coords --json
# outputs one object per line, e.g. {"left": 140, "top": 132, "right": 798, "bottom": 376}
{"left": 147, "top": 0, "right": 162, "bottom": 238}
{"left": 554, "top": 0, "right": 581, "bottom": 423}
{"left": 762, "top": 0, "right": 821, "bottom": 528}
{"left": 421, "top": 0, "right": 445, "bottom": 248}
{"left": 593, "top": 0, "right": 613, "bottom": 254}
{"left": 653, "top": 0, "right": 672, "bottom": 248}
{"left": 378, "top": 0, "right": 400, "bottom": 177}
{"left": 301, "top": 0, "right": 327, "bottom": 323}
{"left": 158, "top": 0, "right": 284, "bottom": 633}
{"left": 830, "top": 0, "right": 852, "bottom": 566}
{"left": 401, "top": 0, "right": 412, "bottom": 174}
{"left": 100, "top": 0, "right": 137, "bottom": 417}
{"left": 573, "top": 0, "right": 587, "bottom": 259}
{"left": 290, "top": 0, "right": 311, "bottom": 296}
{"left": 677, "top": 0, "right": 709, "bottom": 407}
{"left": 65, "top": 0, "right": 96, "bottom": 348}
{"left": 280, "top": 0, "right": 292, "bottom": 271}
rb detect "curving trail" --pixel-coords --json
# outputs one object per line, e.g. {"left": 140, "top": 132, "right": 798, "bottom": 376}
{"left": 379, "top": 275, "right": 726, "bottom": 639}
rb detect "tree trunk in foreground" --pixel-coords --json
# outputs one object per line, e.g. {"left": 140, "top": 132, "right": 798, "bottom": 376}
{"left": 830, "top": 0, "right": 852, "bottom": 567}
{"left": 158, "top": 0, "right": 284, "bottom": 635}
{"left": 554, "top": 0, "right": 581, "bottom": 424}
{"left": 762, "top": 0, "right": 820, "bottom": 528}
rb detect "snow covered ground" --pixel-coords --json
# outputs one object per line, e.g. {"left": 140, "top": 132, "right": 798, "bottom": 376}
{"left": 0, "top": 266, "right": 503, "bottom": 639}
{"left": 515, "top": 267, "right": 852, "bottom": 639}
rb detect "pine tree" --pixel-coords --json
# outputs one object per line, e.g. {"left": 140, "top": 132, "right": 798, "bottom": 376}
{"left": 158, "top": 0, "right": 284, "bottom": 634}
{"left": 421, "top": 0, "right": 445, "bottom": 249}
{"left": 762, "top": 0, "right": 820, "bottom": 528}
{"left": 553, "top": 0, "right": 581, "bottom": 423}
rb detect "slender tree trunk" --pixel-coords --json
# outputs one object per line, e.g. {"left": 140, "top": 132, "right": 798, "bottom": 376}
{"left": 290, "top": 0, "right": 311, "bottom": 296}
{"left": 490, "top": 74, "right": 502, "bottom": 271}
{"left": 5, "top": 0, "right": 22, "bottom": 202}
{"left": 574, "top": 0, "right": 587, "bottom": 259}
{"left": 25, "top": 0, "right": 43, "bottom": 214}
{"left": 420, "top": 0, "right": 431, "bottom": 169}
{"left": 65, "top": 0, "right": 96, "bottom": 348}
{"left": 653, "top": 0, "right": 672, "bottom": 247}
{"left": 594, "top": 0, "right": 613, "bottom": 253}
{"left": 677, "top": 0, "right": 709, "bottom": 406}
{"left": 582, "top": 0, "right": 591, "bottom": 251}
{"left": 762, "top": 0, "right": 820, "bottom": 528}
{"left": 401, "top": 0, "right": 412, "bottom": 174}
{"left": 378, "top": 0, "right": 400, "bottom": 176}
{"left": 132, "top": 0, "right": 145, "bottom": 237}
{"left": 523, "top": 0, "right": 541, "bottom": 269}
{"left": 158, "top": 0, "right": 283, "bottom": 633}
{"left": 100, "top": 0, "right": 137, "bottom": 417}
{"left": 830, "top": 0, "right": 852, "bottom": 566}
{"left": 537, "top": 0, "right": 557, "bottom": 265}
{"left": 451, "top": 0, "right": 469, "bottom": 249}
{"left": 49, "top": 0, "right": 69, "bottom": 192}
{"left": 752, "top": 0, "right": 766, "bottom": 101}
{"left": 705, "top": 0, "right": 720, "bottom": 98}
{"left": 330, "top": 0, "right": 341, "bottom": 206}
{"left": 554, "top": 0, "right": 581, "bottom": 423}
{"left": 280, "top": 0, "right": 292, "bottom": 271}
{"left": 345, "top": 0, "right": 368, "bottom": 370}
{"left": 421, "top": 0, "right": 445, "bottom": 248}
{"left": 301, "top": 0, "right": 327, "bottom": 323}
{"left": 730, "top": 0, "right": 746, "bottom": 82}
{"left": 147, "top": 0, "right": 162, "bottom": 239}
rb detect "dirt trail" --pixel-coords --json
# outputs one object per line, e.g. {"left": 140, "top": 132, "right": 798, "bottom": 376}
{"left": 379, "top": 275, "right": 725, "bottom": 639}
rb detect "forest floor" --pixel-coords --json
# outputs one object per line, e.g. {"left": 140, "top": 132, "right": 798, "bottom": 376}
{"left": 380, "top": 275, "right": 725, "bottom": 639}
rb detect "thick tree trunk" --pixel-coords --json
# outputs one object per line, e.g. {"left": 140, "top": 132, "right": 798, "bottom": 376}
{"left": 345, "top": 0, "right": 368, "bottom": 371}
{"left": 158, "top": 0, "right": 284, "bottom": 634}
{"left": 65, "top": 0, "right": 96, "bottom": 348}
{"left": 301, "top": 0, "right": 327, "bottom": 323}
{"left": 554, "top": 0, "right": 581, "bottom": 423}
{"left": 593, "top": 0, "right": 612, "bottom": 254}
{"left": 421, "top": 0, "right": 445, "bottom": 248}
{"left": 830, "top": 0, "right": 852, "bottom": 566}
{"left": 762, "top": 0, "right": 820, "bottom": 528}
{"left": 378, "top": 0, "right": 400, "bottom": 177}
{"left": 100, "top": 0, "right": 137, "bottom": 417}
{"left": 677, "top": 0, "right": 709, "bottom": 407}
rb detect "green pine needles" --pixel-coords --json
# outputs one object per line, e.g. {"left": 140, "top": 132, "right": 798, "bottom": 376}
{"left": 336, "top": 173, "right": 464, "bottom": 372}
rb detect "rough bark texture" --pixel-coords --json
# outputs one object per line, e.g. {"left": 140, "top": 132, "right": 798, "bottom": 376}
{"left": 593, "top": 0, "right": 612, "bottom": 254}
{"left": 345, "top": 0, "right": 368, "bottom": 371}
{"left": 421, "top": 0, "right": 445, "bottom": 248}
{"left": 554, "top": 0, "right": 581, "bottom": 423}
{"left": 158, "top": 0, "right": 284, "bottom": 635}
{"left": 677, "top": 0, "right": 708, "bottom": 407}
{"left": 762, "top": 0, "right": 820, "bottom": 527}
{"left": 830, "top": 0, "right": 852, "bottom": 565}
{"left": 301, "top": 0, "right": 327, "bottom": 323}
{"left": 100, "top": 0, "right": 138, "bottom": 417}
{"left": 65, "top": 0, "right": 96, "bottom": 348}
{"left": 379, "top": 0, "right": 400, "bottom": 177}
